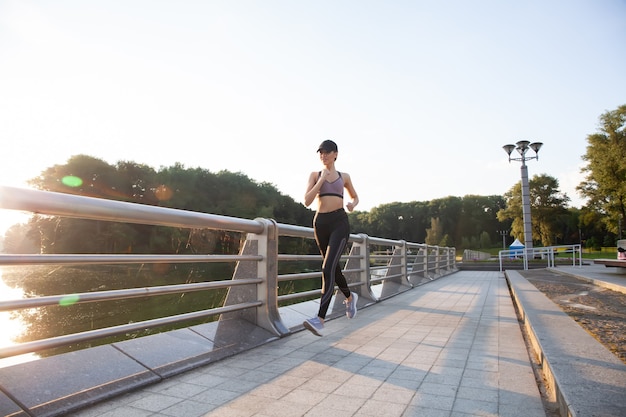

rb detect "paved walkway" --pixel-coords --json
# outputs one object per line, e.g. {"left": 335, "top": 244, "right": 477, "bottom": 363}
{"left": 73, "top": 271, "right": 546, "bottom": 417}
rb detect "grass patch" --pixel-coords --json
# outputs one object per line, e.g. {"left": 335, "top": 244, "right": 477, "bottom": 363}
{"left": 581, "top": 249, "right": 619, "bottom": 259}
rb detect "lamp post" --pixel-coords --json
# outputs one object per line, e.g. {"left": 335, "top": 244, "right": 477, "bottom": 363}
{"left": 503, "top": 141, "right": 542, "bottom": 267}
{"left": 497, "top": 229, "right": 508, "bottom": 249}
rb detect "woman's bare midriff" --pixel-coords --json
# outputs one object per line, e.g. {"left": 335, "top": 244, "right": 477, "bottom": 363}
{"left": 317, "top": 196, "right": 344, "bottom": 213}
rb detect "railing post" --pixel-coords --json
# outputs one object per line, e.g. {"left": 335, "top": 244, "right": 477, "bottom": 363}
{"left": 523, "top": 248, "right": 529, "bottom": 270}
{"left": 434, "top": 246, "right": 442, "bottom": 277}
{"left": 427, "top": 245, "right": 436, "bottom": 278}
{"left": 400, "top": 240, "right": 409, "bottom": 285}
{"left": 380, "top": 240, "right": 412, "bottom": 299}
{"left": 443, "top": 247, "right": 453, "bottom": 273}
{"left": 450, "top": 247, "right": 457, "bottom": 271}
{"left": 408, "top": 244, "right": 428, "bottom": 284}
{"left": 333, "top": 233, "right": 370, "bottom": 311}
{"left": 348, "top": 233, "right": 375, "bottom": 302}
{"left": 222, "top": 218, "right": 288, "bottom": 336}
{"left": 422, "top": 245, "right": 429, "bottom": 278}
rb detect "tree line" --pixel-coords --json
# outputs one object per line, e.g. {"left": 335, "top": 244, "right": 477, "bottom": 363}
{"left": 3, "top": 104, "right": 625, "bottom": 255}
{"left": 3, "top": 158, "right": 315, "bottom": 255}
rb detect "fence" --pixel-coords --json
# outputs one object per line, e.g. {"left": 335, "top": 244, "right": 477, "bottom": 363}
{"left": 498, "top": 244, "right": 583, "bottom": 271}
{"left": 0, "top": 185, "right": 457, "bottom": 364}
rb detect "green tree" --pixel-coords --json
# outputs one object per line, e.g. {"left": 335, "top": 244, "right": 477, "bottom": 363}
{"left": 358, "top": 203, "right": 405, "bottom": 240}
{"left": 9, "top": 155, "right": 314, "bottom": 255}
{"left": 2, "top": 223, "right": 39, "bottom": 253}
{"left": 348, "top": 196, "right": 509, "bottom": 249}
{"left": 425, "top": 217, "right": 443, "bottom": 245}
{"left": 578, "top": 104, "right": 626, "bottom": 235}
{"left": 29, "top": 155, "right": 126, "bottom": 200}
{"left": 427, "top": 197, "right": 462, "bottom": 245}
{"left": 479, "top": 231, "right": 491, "bottom": 249}
{"left": 578, "top": 206, "right": 616, "bottom": 248}
{"left": 532, "top": 174, "right": 571, "bottom": 245}
{"left": 439, "top": 234, "right": 452, "bottom": 247}
{"left": 457, "top": 195, "right": 507, "bottom": 246}
{"left": 497, "top": 174, "right": 569, "bottom": 246}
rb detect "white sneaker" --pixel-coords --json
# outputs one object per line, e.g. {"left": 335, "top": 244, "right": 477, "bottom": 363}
{"left": 344, "top": 292, "right": 358, "bottom": 319}
{"left": 303, "top": 317, "right": 324, "bottom": 336}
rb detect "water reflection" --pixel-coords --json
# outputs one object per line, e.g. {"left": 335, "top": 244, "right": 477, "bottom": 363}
{"left": 0, "top": 260, "right": 320, "bottom": 368}
{"left": 0, "top": 263, "right": 234, "bottom": 365}
{"left": 0, "top": 268, "right": 38, "bottom": 368}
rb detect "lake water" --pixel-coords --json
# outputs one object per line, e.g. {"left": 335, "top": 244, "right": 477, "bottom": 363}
{"left": 0, "top": 263, "right": 235, "bottom": 368}
{"left": 0, "top": 261, "right": 319, "bottom": 368}
{"left": 0, "top": 268, "right": 37, "bottom": 367}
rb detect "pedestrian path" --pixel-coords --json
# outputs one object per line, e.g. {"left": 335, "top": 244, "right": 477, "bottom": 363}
{"left": 73, "top": 271, "right": 545, "bottom": 417}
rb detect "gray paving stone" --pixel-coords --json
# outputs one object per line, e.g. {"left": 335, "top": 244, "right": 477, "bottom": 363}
{"left": 71, "top": 272, "right": 557, "bottom": 417}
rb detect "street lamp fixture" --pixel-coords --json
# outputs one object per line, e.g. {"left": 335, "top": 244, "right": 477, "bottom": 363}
{"left": 497, "top": 229, "right": 509, "bottom": 250}
{"left": 503, "top": 141, "right": 543, "bottom": 162}
{"left": 502, "top": 141, "right": 543, "bottom": 268}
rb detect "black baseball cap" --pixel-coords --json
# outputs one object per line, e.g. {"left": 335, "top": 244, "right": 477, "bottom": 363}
{"left": 317, "top": 140, "right": 338, "bottom": 153}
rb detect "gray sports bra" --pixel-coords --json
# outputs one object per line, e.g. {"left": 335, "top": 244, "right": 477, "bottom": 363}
{"left": 318, "top": 171, "right": 344, "bottom": 198}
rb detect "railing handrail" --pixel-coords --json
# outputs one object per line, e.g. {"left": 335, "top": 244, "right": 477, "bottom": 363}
{"left": 0, "top": 278, "right": 263, "bottom": 311}
{"left": 0, "top": 254, "right": 262, "bottom": 265}
{"left": 0, "top": 185, "right": 266, "bottom": 234}
{"left": 498, "top": 244, "right": 583, "bottom": 271}
{"left": 0, "top": 185, "right": 456, "bottom": 361}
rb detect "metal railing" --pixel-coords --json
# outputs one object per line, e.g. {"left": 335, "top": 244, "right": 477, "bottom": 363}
{"left": 498, "top": 244, "right": 583, "bottom": 271}
{"left": 0, "top": 185, "right": 457, "bottom": 362}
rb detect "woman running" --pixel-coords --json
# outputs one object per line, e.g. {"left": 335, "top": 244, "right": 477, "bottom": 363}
{"left": 303, "top": 139, "right": 360, "bottom": 336}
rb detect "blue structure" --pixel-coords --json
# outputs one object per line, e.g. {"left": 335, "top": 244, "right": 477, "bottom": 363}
{"left": 509, "top": 238, "right": 525, "bottom": 258}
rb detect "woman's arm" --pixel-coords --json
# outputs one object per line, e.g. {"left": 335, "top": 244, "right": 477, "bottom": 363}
{"left": 343, "top": 172, "right": 359, "bottom": 212}
{"left": 304, "top": 170, "right": 328, "bottom": 207}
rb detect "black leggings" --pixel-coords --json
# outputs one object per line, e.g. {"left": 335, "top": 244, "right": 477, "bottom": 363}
{"left": 314, "top": 208, "right": 351, "bottom": 319}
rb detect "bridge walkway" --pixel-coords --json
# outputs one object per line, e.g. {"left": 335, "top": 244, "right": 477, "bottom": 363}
{"left": 73, "top": 271, "right": 546, "bottom": 417}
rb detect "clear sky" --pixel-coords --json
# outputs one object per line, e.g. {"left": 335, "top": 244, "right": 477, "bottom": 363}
{"left": 1, "top": 0, "right": 625, "bottom": 234}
